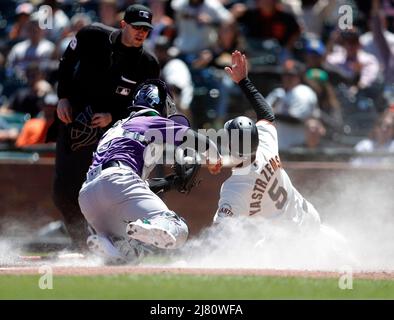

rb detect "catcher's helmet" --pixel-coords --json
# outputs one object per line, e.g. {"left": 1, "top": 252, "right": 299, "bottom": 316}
{"left": 130, "top": 79, "right": 177, "bottom": 117}
{"left": 224, "top": 116, "right": 259, "bottom": 158}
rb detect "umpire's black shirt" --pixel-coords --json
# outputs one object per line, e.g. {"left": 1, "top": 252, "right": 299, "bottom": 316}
{"left": 57, "top": 23, "right": 160, "bottom": 122}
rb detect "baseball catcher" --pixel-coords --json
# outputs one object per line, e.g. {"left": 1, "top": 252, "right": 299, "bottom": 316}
{"left": 78, "top": 79, "right": 221, "bottom": 265}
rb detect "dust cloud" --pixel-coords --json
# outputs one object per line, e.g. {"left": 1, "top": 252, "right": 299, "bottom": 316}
{"left": 0, "top": 172, "right": 392, "bottom": 271}
{"left": 176, "top": 172, "right": 394, "bottom": 271}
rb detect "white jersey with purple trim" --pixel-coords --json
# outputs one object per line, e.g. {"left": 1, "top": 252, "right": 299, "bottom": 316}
{"left": 214, "top": 120, "right": 320, "bottom": 231}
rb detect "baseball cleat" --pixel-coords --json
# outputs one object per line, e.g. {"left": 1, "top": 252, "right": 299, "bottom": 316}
{"left": 87, "top": 235, "right": 128, "bottom": 265}
{"left": 126, "top": 219, "right": 177, "bottom": 249}
{"left": 113, "top": 238, "right": 146, "bottom": 262}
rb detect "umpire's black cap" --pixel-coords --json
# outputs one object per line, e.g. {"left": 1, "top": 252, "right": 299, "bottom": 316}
{"left": 123, "top": 4, "right": 153, "bottom": 29}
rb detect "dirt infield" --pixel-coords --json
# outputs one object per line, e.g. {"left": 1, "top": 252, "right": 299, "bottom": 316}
{"left": 1, "top": 265, "right": 393, "bottom": 280}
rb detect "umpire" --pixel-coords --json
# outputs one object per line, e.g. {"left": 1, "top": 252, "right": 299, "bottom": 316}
{"left": 47, "top": 4, "right": 160, "bottom": 249}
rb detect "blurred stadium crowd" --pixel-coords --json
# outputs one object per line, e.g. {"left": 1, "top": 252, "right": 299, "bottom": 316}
{"left": 0, "top": 0, "right": 393, "bottom": 159}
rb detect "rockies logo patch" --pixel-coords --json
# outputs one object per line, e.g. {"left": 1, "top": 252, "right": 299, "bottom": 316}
{"left": 139, "top": 10, "right": 150, "bottom": 19}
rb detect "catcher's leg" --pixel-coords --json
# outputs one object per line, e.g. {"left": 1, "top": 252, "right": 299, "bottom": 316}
{"left": 78, "top": 168, "right": 149, "bottom": 265}
{"left": 127, "top": 211, "right": 189, "bottom": 249}
{"left": 80, "top": 166, "right": 188, "bottom": 256}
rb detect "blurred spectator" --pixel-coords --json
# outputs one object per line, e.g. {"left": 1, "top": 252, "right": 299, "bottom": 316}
{"left": 4, "top": 63, "right": 53, "bottom": 118}
{"left": 370, "top": 0, "right": 394, "bottom": 86}
{"left": 382, "top": 0, "right": 394, "bottom": 16}
{"left": 304, "top": 68, "right": 344, "bottom": 146}
{"left": 57, "top": 13, "right": 92, "bottom": 56}
{"left": 325, "top": 26, "right": 387, "bottom": 141}
{"left": 192, "top": 21, "right": 244, "bottom": 69}
{"left": 282, "top": 0, "right": 351, "bottom": 32}
{"left": 266, "top": 59, "right": 322, "bottom": 149}
{"left": 303, "top": 36, "right": 326, "bottom": 69}
{"left": 153, "top": 36, "right": 194, "bottom": 123}
{"left": 304, "top": 117, "right": 326, "bottom": 149}
{"left": 353, "top": 0, "right": 383, "bottom": 32}
{"left": 0, "top": 119, "right": 20, "bottom": 145}
{"left": 0, "top": 1, "right": 16, "bottom": 38}
{"left": 98, "top": 0, "right": 120, "bottom": 28}
{"left": 0, "top": 52, "right": 6, "bottom": 106}
{"left": 170, "top": 0, "right": 233, "bottom": 128}
{"left": 284, "top": 0, "right": 338, "bottom": 38}
{"left": 15, "top": 92, "right": 57, "bottom": 148}
{"left": 8, "top": 2, "right": 34, "bottom": 43}
{"left": 145, "top": 0, "right": 176, "bottom": 50}
{"left": 302, "top": 38, "right": 343, "bottom": 140}
{"left": 232, "top": 0, "right": 301, "bottom": 62}
{"left": 351, "top": 110, "right": 394, "bottom": 165}
{"left": 360, "top": 10, "right": 394, "bottom": 64}
{"left": 171, "top": 0, "right": 233, "bottom": 57}
{"left": 6, "top": 13, "right": 56, "bottom": 82}
{"left": 326, "top": 28, "right": 380, "bottom": 90}
{"left": 302, "top": 36, "right": 356, "bottom": 87}
{"left": 191, "top": 21, "right": 245, "bottom": 127}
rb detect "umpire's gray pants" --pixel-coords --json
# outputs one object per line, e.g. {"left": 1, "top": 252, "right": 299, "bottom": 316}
{"left": 78, "top": 166, "right": 179, "bottom": 239}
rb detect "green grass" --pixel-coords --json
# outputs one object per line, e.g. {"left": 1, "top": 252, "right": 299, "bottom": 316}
{"left": 0, "top": 274, "right": 393, "bottom": 299}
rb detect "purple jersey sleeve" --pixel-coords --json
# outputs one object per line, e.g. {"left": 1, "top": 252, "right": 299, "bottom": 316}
{"left": 132, "top": 116, "right": 189, "bottom": 146}
{"left": 90, "top": 116, "right": 189, "bottom": 177}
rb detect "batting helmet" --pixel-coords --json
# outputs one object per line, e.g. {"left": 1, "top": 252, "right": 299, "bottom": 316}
{"left": 224, "top": 116, "right": 259, "bottom": 158}
{"left": 130, "top": 79, "right": 177, "bottom": 117}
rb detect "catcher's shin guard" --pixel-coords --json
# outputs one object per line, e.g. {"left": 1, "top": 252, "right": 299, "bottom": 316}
{"left": 126, "top": 212, "right": 188, "bottom": 249}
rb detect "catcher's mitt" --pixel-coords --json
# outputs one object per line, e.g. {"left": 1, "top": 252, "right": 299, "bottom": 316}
{"left": 147, "top": 147, "right": 201, "bottom": 195}
{"left": 173, "top": 147, "right": 201, "bottom": 194}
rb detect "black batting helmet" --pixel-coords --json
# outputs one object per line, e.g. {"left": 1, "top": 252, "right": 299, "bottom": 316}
{"left": 130, "top": 79, "right": 177, "bottom": 117}
{"left": 224, "top": 116, "right": 259, "bottom": 158}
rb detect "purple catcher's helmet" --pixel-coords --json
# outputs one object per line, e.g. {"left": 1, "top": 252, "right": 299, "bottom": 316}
{"left": 130, "top": 79, "right": 177, "bottom": 117}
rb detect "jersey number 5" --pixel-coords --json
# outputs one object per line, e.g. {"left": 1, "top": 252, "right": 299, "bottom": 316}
{"left": 268, "top": 178, "right": 288, "bottom": 210}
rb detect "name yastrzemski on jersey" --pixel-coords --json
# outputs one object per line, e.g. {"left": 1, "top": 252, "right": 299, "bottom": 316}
{"left": 249, "top": 155, "right": 285, "bottom": 216}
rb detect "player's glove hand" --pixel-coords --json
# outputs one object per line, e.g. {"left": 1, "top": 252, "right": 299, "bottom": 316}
{"left": 173, "top": 161, "right": 201, "bottom": 194}
{"left": 148, "top": 148, "right": 202, "bottom": 195}
{"left": 173, "top": 147, "right": 202, "bottom": 194}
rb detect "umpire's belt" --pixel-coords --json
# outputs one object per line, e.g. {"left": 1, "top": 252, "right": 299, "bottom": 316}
{"left": 86, "top": 160, "right": 133, "bottom": 182}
